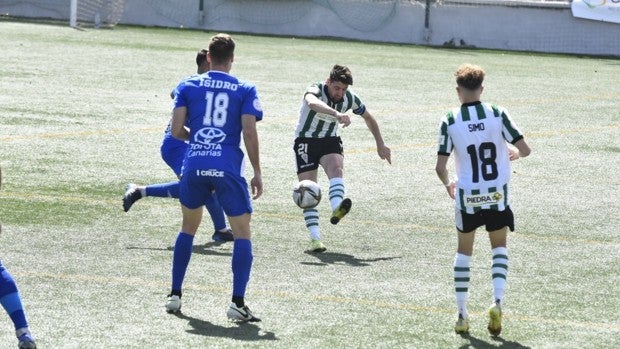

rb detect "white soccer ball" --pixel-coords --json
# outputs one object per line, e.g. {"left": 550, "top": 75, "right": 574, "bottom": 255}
{"left": 292, "top": 180, "right": 322, "bottom": 209}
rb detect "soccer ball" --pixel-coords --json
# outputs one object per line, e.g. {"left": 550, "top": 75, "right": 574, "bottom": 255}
{"left": 292, "top": 180, "right": 322, "bottom": 209}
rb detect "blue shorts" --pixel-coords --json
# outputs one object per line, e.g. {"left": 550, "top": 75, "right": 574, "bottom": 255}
{"left": 179, "top": 169, "right": 252, "bottom": 216}
{"left": 160, "top": 135, "right": 188, "bottom": 177}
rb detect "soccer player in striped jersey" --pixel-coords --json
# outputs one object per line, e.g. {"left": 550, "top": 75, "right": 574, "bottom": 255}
{"left": 166, "top": 34, "right": 263, "bottom": 322}
{"left": 0, "top": 166, "right": 37, "bottom": 349}
{"left": 122, "top": 49, "right": 234, "bottom": 242}
{"left": 435, "top": 64, "right": 531, "bottom": 335}
{"left": 294, "top": 65, "right": 391, "bottom": 253}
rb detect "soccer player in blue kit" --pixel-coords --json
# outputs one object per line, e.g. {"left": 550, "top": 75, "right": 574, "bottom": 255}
{"left": 123, "top": 49, "right": 234, "bottom": 242}
{"left": 164, "top": 33, "right": 264, "bottom": 322}
{"left": 0, "top": 166, "right": 37, "bottom": 349}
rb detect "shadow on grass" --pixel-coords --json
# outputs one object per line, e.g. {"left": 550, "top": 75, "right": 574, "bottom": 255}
{"left": 301, "top": 251, "right": 401, "bottom": 267}
{"left": 126, "top": 241, "right": 232, "bottom": 257}
{"left": 186, "top": 241, "right": 233, "bottom": 256}
{"left": 172, "top": 312, "right": 278, "bottom": 341}
{"left": 458, "top": 333, "right": 531, "bottom": 349}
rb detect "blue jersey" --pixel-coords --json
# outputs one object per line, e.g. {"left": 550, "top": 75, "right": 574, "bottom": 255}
{"left": 160, "top": 122, "right": 188, "bottom": 176}
{"left": 160, "top": 75, "right": 196, "bottom": 176}
{"left": 174, "top": 71, "right": 263, "bottom": 176}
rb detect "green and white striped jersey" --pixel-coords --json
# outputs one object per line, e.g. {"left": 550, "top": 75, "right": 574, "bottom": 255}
{"left": 294, "top": 82, "right": 366, "bottom": 138}
{"left": 437, "top": 102, "right": 524, "bottom": 213}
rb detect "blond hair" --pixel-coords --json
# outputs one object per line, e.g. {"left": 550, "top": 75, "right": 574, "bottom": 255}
{"left": 455, "top": 64, "right": 485, "bottom": 90}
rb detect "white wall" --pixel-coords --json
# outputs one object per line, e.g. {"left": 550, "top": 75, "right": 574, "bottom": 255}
{"left": 1, "top": 0, "right": 618, "bottom": 56}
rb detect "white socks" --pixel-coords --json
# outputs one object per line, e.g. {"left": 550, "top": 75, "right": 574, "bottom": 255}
{"left": 454, "top": 253, "right": 472, "bottom": 318}
{"left": 491, "top": 247, "right": 508, "bottom": 303}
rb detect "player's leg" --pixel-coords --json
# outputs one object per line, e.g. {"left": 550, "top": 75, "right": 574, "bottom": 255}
{"left": 319, "top": 138, "right": 351, "bottom": 225}
{"left": 453, "top": 209, "right": 481, "bottom": 333}
{"left": 487, "top": 227, "right": 507, "bottom": 336}
{"left": 298, "top": 170, "right": 324, "bottom": 252}
{"left": 123, "top": 136, "right": 186, "bottom": 212}
{"left": 145, "top": 181, "right": 180, "bottom": 198}
{"left": 322, "top": 152, "right": 345, "bottom": 208}
{"left": 204, "top": 192, "right": 233, "bottom": 242}
{"left": 0, "top": 262, "right": 36, "bottom": 348}
{"left": 166, "top": 175, "right": 205, "bottom": 313}
{"left": 488, "top": 227, "right": 508, "bottom": 305}
{"left": 123, "top": 181, "right": 180, "bottom": 212}
{"left": 294, "top": 137, "right": 325, "bottom": 252}
{"left": 485, "top": 208, "right": 513, "bottom": 336}
{"left": 166, "top": 204, "right": 202, "bottom": 313}
{"left": 225, "top": 213, "right": 259, "bottom": 322}
{"left": 217, "top": 176, "right": 260, "bottom": 322}
{"left": 454, "top": 229, "right": 475, "bottom": 333}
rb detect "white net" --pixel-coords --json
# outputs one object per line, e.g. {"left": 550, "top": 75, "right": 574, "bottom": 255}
{"left": 75, "top": 0, "right": 126, "bottom": 27}
{"left": 0, "top": 0, "right": 125, "bottom": 27}
{"left": 315, "top": 0, "right": 402, "bottom": 32}
{"left": 438, "top": 0, "right": 569, "bottom": 7}
{"left": 1, "top": 0, "right": 614, "bottom": 55}
{"left": 0, "top": 0, "right": 571, "bottom": 31}
{"left": 135, "top": 0, "right": 424, "bottom": 33}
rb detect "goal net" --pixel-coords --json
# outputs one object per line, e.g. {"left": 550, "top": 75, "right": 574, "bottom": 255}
{"left": 69, "top": 0, "right": 125, "bottom": 28}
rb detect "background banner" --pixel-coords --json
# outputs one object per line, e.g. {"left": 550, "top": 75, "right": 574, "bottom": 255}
{"left": 571, "top": 0, "right": 620, "bottom": 24}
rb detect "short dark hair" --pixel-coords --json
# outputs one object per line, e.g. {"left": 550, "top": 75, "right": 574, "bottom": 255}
{"left": 208, "top": 33, "right": 235, "bottom": 65}
{"left": 329, "top": 64, "right": 353, "bottom": 85}
{"left": 455, "top": 64, "right": 485, "bottom": 90}
{"left": 196, "top": 49, "right": 208, "bottom": 67}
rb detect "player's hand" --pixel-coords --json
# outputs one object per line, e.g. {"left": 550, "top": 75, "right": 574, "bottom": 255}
{"left": 336, "top": 112, "right": 351, "bottom": 127}
{"left": 446, "top": 181, "right": 456, "bottom": 200}
{"left": 508, "top": 143, "right": 519, "bottom": 161}
{"left": 378, "top": 144, "right": 392, "bottom": 164}
{"left": 250, "top": 174, "right": 263, "bottom": 200}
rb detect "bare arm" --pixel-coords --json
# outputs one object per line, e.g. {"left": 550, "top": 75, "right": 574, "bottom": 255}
{"left": 304, "top": 93, "right": 351, "bottom": 127}
{"left": 361, "top": 109, "right": 391, "bottom": 164}
{"left": 242, "top": 114, "right": 263, "bottom": 200}
{"left": 435, "top": 154, "right": 455, "bottom": 199}
{"left": 171, "top": 107, "right": 190, "bottom": 141}
{"left": 508, "top": 138, "right": 531, "bottom": 161}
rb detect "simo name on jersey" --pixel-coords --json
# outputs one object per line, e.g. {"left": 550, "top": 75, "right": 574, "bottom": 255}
{"left": 468, "top": 122, "right": 485, "bottom": 132}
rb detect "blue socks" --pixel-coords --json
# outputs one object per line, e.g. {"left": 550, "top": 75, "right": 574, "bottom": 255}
{"left": 145, "top": 181, "right": 180, "bottom": 198}
{"left": 171, "top": 232, "right": 194, "bottom": 293}
{"left": 0, "top": 263, "right": 28, "bottom": 331}
{"left": 171, "top": 235, "right": 253, "bottom": 301}
{"left": 231, "top": 239, "right": 253, "bottom": 298}
{"left": 204, "top": 194, "right": 227, "bottom": 231}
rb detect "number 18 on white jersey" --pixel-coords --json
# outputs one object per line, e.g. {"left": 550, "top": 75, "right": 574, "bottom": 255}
{"left": 437, "top": 102, "right": 524, "bottom": 213}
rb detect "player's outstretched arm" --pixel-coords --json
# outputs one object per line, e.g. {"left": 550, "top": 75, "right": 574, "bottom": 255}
{"left": 242, "top": 114, "right": 263, "bottom": 200}
{"left": 361, "top": 110, "right": 391, "bottom": 164}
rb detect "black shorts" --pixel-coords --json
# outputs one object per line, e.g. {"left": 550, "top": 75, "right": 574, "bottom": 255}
{"left": 293, "top": 137, "right": 343, "bottom": 174}
{"left": 456, "top": 207, "right": 515, "bottom": 233}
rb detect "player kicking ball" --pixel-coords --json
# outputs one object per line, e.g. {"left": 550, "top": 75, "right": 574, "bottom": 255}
{"left": 292, "top": 65, "right": 391, "bottom": 253}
